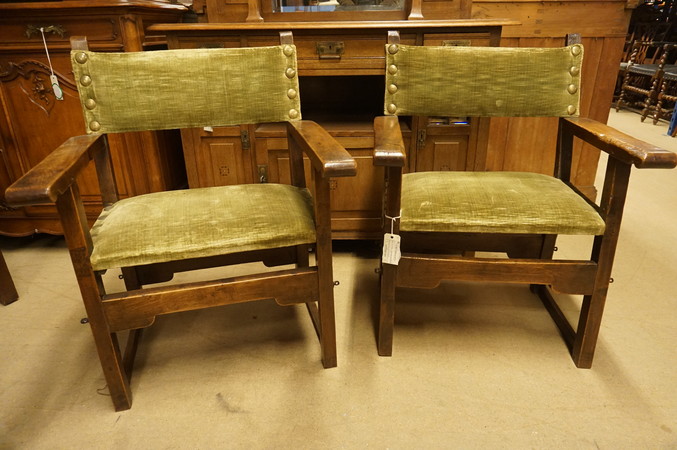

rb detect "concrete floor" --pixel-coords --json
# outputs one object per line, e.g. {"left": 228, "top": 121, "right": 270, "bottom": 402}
{"left": 1, "top": 109, "right": 676, "bottom": 448}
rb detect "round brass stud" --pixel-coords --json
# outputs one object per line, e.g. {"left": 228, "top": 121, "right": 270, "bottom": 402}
{"left": 388, "top": 64, "right": 398, "bottom": 75}
{"left": 387, "top": 84, "right": 398, "bottom": 94}
{"left": 89, "top": 120, "right": 101, "bottom": 131}
{"left": 571, "top": 45, "right": 582, "bottom": 56}
{"left": 74, "top": 52, "right": 88, "bottom": 64}
{"left": 80, "top": 75, "right": 92, "bottom": 86}
{"left": 388, "top": 44, "right": 399, "bottom": 55}
{"left": 567, "top": 84, "right": 578, "bottom": 95}
{"left": 569, "top": 66, "right": 580, "bottom": 76}
{"left": 287, "top": 89, "right": 298, "bottom": 99}
{"left": 567, "top": 105, "right": 577, "bottom": 115}
{"left": 285, "top": 67, "right": 296, "bottom": 79}
{"left": 387, "top": 103, "right": 397, "bottom": 114}
{"left": 84, "top": 98, "right": 97, "bottom": 110}
{"left": 283, "top": 45, "right": 294, "bottom": 57}
{"left": 289, "top": 109, "right": 299, "bottom": 119}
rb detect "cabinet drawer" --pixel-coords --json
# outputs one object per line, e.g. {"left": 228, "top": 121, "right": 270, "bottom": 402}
{"left": 423, "top": 33, "right": 492, "bottom": 47}
{"left": 247, "top": 34, "right": 416, "bottom": 74}
{"left": 0, "top": 17, "right": 122, "bottom": 46}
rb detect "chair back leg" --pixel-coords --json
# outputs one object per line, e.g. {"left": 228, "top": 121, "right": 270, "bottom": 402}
{"left": 0, "top": 251, "right": 18, "bottom": 306}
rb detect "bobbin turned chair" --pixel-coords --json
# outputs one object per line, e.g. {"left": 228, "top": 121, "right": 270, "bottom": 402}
{"left": 5, "top": 34, "right": 356, "bottom": 411}
{"left": 616, "top": 41, "right": 677, "bottom": 121}
{"left": 374, "top": 33, "right": 677, "bottom": 368}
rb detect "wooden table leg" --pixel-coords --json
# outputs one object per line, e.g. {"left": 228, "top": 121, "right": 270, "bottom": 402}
{"left": 0, "top": 251, "right": 18, "bottom": 305}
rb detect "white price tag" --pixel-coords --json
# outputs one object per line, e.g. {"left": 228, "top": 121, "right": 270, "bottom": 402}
{"left": 50, "top": 75, "right": 63, "bottom": 101}
{"left": 382, "top": 233, "right": 401, "bottom": 265}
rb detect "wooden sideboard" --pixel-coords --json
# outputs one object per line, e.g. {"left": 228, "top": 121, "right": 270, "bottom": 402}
{"left": 151, "top": 20, "right": 515, "bottom": 238}
{"left": 0, "top": 0, "right": 635, "bottom": 240}
{"left": 0, "top": 1, "right": 187, "bottom": 236}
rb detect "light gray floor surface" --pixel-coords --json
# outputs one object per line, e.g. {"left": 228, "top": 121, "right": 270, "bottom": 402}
{"left": 1, "top": 109, "right": 676, "bottom": 448}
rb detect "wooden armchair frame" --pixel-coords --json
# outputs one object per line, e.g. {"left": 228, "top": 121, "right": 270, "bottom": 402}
{"left": 375, "top": 33, "right": 677, "bottom": 368}
{"left": 5, "top": 34, "right": 356, "bottom": 411}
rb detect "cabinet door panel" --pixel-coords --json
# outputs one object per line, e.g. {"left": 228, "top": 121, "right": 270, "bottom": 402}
{"left": 0, "top": 54, "right": 113, "bottom": 203}
{"left": 430, "top": 138, "right": 469, "bottom": 171}
{"left": 197, "top": 138, "right": 249, "bottom": 187}
{"left": 416, "top": 122, "right": 471, "bottom": 172}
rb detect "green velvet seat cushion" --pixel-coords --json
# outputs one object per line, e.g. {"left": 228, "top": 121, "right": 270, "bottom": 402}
{"left": 90, "top": 184, "right": 316, "bottom": 271}
{"left": 400, "top": 172, "right": 605, "bottom": 235}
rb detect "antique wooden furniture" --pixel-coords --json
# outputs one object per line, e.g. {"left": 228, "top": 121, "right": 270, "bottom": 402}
{"left": 1, "top": 1, "right": 637, "bottom": 239}
{"left": 152, "top": 0, "right": 636, "bottom": 238}
{"left": 0, "top": 1, "right": 186, "bottom": 236}
{"left": 0, "top": 251, "right": 18, "bottom": 306}
{"left": 152, "top": 20, "right": 515, "bottom": 239}
{"left": 619, "top": 22, "right": 671, "bottom": 72}
{"left": 616, "top": 41, "right": 677, "bottom": 121}
{"left": 5, "top": 35, "right": 356, "bottom": 411}
{"left": 374, "top": 33, "right": 677, "bottom": 368}
{"left": 648, "top": 45, "right": 677, "bottom": 124}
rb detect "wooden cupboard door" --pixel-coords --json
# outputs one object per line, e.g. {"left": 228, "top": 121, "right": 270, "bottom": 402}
{"left": 264, "top": 135, "right": 387, "bottom": 238}
{"left": 416, "top": 135, "right": 470, "bottom": 172}
{"left": 0, "top": 50, "right": 136, "bottom": 232}
{"left": 413, "top": 117, "right": 473, "bottom": 172}
{"left": 182, "top": 126, "right": 253, "bottom": 187}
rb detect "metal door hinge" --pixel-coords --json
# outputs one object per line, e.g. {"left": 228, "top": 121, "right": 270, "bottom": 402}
{"left": 417, "top": 129, "right": 427, "bottom": 150}
{"left": 257, "top": 164, "right": 268, "bottom": 183}
{"left": 241, "top": 130, "right": 250, "bottom": 150}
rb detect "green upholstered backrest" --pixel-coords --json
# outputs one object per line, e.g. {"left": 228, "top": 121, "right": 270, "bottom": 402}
{"left": 71, "top": 45, "right": 301, "bottom": 134}
{"left": 384, "top": 44, "right": 583, "bottom": 118}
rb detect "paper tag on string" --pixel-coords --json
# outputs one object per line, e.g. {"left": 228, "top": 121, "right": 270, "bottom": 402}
{"left": 382, "top": 233, "right": 401, "bottom": 265}
{"left": 50, "top": 75, "right": 63, "bottom": 101}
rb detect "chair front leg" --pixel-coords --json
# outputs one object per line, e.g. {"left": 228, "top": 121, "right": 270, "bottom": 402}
{"left": 378, "top": 165, "right": 403, "bottom": 356}
{"left": 572, "top": 157, "right": 632, "bottom": 368}
{"left": 57, "top": 185, "right": 132, "bottom": 411}
{"left": 313, "top": 171, "right": 337, "bottom": 368}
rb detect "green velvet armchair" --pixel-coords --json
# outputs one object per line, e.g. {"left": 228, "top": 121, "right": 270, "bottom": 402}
{"left": 374, "top": 33, "right": 677, "bottom": 368}
{"left": 5, "top": 34, "right": 356, "bottom": 411}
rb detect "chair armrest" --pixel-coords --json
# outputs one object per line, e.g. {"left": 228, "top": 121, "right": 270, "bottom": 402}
{"left": 563, "top": 117, "right": 677, "bottom": 169}
{"left": 286, "top": 121, "right": 356, "bottom": 178}
{"left": 5, "top": 134, "right": 106, "bottom": 207}
{"left": 373, "top": 116, "right": 406, "bottom": 167}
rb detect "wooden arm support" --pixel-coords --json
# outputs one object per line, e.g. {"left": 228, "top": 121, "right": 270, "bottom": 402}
{"left": 373, "top": 116, "right": 406, "bottom": 167}
{"left": 563, "top": 117, "right": 677, "bottom": 169}
{"left": 287, "top": 121, "right": 357, "bottom": 178}
{"left": 5, "top": 134, "right": 107, "bottom": 207}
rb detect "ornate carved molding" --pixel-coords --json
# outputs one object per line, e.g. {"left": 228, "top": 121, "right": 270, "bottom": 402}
{"left": 25, "top": 24, "right": 66, "bottom": 39}
{"left": 0, "top": 200, "right": 17, "bottom": 212}
{"left": 0, "top": 60, "right": 76, "bottom": 117}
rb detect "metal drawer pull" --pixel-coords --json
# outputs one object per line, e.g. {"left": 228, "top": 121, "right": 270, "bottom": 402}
{"left": 316, "top": 41, "right": 344, "bottom": 60}
{"left": 25, "top": 24, "right": 66, "bottom": 39}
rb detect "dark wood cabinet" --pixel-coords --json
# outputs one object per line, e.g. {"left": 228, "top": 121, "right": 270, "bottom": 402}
{"left": 0, "top": 1, "right": 186, "bottom": 236}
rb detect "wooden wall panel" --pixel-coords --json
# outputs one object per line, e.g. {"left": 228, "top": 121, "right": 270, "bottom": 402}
{"left": 473, "top": 0, "right": 630, "bottom": 38}
{"left": 476, "top": 1, "right": 633, "bottom": 198}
